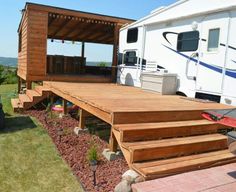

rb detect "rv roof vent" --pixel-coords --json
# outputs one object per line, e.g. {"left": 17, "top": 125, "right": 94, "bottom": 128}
{"left": 150, "top": 6, "right": 165, "bottom": 14}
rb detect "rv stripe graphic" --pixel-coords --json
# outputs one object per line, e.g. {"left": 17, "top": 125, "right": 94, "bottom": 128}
{"left": 163, "top": 44, "right": 236, "bottom": 79}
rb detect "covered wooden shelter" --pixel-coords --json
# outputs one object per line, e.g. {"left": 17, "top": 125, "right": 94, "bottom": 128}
{"left": 17, "top": 3, "right": 135, "bottom": 89}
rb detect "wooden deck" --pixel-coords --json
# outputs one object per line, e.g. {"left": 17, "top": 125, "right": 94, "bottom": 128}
{"left": 12, "top": 81, "right": 236, "bottom": 180}
{"left": 43, "top": 81, "right": 232, "bottom": 124}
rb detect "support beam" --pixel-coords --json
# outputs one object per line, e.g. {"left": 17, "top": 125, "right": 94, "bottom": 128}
{"left": 111, "top": 24, "right": 119, "bottom": 82}
{"left": 110, "top": 131, "right": 118, "bottom": 152}
{"left": 81, "top": 42, "right": 85, "bottom": 73}
{"left": 61, "top": 21, "right": 82, "bottom": 39}
{"left": 71, "top": 22, "right": 92, "bottom": 40}
{"left": 78, "top": 24, "right": 103, "bottom": 40}
{"left": 50, "top": 18, "right": 72, "bottom": 37}
{"left": 63, "top": 99, "right": 68, "bottom": 115}
{"left": 79, "top": 108, "right": 87, "bottom": 129}
{"left": 49, "top": 94, "right": 54, "bottom": 109}
{"left": 18, "top": 77, "right": 22, "bottom": 93}
{"left": 26, "top": 81, "right": 32, "bottom": 90}
{"left": 48, "top": 15, "right": 57, "bottom": 26}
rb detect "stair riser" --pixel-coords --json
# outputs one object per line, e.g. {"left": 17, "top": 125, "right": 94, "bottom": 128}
{"left": 113, "top": 110, "right": 203, "bottom": 124}
{"left": 145, "top": 157, "right": 236, "bottom": 180}
{"left": 131, "top": 139, "right": 228, "bottom": 163}
{"left": 122, "top": 124, "right": 220, "bottom": 142}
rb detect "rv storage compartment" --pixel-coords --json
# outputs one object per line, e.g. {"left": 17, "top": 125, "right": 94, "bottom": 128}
{"left": 141, "top": 72, "right": 177, "bottom": 95}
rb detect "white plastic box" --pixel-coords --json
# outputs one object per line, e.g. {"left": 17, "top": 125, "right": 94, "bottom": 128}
{"left": 141, "top": 72, "right": 177, "bottom": 95}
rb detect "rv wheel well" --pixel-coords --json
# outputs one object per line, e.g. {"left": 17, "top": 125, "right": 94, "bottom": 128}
{"left": 176, "top": 91, "right": 187, "bottom": 97}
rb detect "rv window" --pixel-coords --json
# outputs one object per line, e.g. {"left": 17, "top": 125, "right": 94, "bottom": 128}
{"left": 124, "top": 51, "right": 137, "bottom": 66}
{"left": 127, "top": 28, "right": 138, "bottom": 43}
{"left": 207, "top": 28, "right": 220, "bottom": 52}
{"left": 177, "top": 31, "right": 199, "bottom": 52}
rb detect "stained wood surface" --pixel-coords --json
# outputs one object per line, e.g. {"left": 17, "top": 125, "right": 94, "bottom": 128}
{"left": 132, "top": 150, "right": 236, "bottom": 179}
{"left": 17, "top": 3, "right": 134, "bottom": 81}
{"left": 43, "top": 82, "right": 232, "bottom": 125}
{"left": 114, "top": 120, "right": 224, "bottom": 142}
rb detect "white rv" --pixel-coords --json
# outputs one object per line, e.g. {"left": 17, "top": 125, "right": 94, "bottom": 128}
{"left": 117, "top": 0, "right": 236, "bottom": 106}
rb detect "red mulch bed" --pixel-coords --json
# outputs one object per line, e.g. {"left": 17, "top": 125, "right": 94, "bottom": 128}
{"left": 26, "top": 110, "right": 128, "bottom": 192}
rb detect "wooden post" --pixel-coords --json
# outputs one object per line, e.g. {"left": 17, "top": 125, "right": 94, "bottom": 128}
{"left": 111, "top": 24, "right": 119, "bottom": 82}
{"left": 79, "top": 108, "right": 86, "bottom": 129}
{"left": 63, "top": 99, "right": 68, "bottom": 115}
{"left": 110, "top": 131, "right": 118, "bottom": 152}
{"left": 81, "top": 42, "right": 85, "bottom": 74}
{"left": 18, "top": 77, "right": 22, "bottom": 93}
{"left": 26, "top": 81, "right": 32, "bottom": 90}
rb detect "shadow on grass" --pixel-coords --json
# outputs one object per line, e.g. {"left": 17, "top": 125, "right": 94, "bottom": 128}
{"left": 0, "top": 115, "right": 37, "bottom": 133}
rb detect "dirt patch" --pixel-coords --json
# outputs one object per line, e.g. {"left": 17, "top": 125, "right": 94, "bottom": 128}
{"left": 26, "top": 110, "right": 128, "bottom": 192}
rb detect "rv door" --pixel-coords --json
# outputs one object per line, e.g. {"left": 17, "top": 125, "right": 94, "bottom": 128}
{"left": 196, "top": 13, "right": 229, "bottom": 94}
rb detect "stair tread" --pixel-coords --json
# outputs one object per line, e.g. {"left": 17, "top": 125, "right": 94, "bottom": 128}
{"left": 133, "top": 150, "right": 236, "bottom": 177}
{"left": 26, "top": 89, "right": 41, "bottom": 97}
{"left": 122, "top": 134, "right": 227, "bottom": 150}
{"left": 35, "top": 85, "right": 50, "bottom": 92}
{"left": 114, "top": 119, "right": 216, "bottom": 131}
{"left": 19, "top": 94, "right": 31, "bottom": 102}
{"left": 11, "top": 98, "right": 23, "bottom": 108}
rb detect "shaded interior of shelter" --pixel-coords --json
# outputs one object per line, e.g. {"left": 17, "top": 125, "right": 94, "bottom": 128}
{"left": 46, "top": 12, "right": 116, "bottom": 77}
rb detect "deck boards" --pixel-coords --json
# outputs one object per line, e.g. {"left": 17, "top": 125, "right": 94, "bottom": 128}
{"left": 43, "top": 82, "right": 232, "bottom": 124}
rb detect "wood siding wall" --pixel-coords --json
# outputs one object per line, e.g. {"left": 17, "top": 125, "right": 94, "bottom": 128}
{"left": 17, "top": 11, "right": 28, "bottom": 80}
{"left": 27, "top": 10, "right": 48, "bottom": 79}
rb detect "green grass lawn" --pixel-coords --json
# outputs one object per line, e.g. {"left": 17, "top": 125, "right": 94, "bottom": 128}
{"left": 0, "top": 84, "right": 83, "bottom": 192}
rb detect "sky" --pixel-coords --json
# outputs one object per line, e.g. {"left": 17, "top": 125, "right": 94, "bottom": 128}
{"left": 0, "top": 0, "right": 176, "bottom": 61}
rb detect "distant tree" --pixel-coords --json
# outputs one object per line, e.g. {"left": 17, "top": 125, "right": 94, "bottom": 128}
{"left": 97, "top": 61, "right": 107, "bottom": 67}
{"left": 0, "top": 65, "right": 6, "bottom": 84}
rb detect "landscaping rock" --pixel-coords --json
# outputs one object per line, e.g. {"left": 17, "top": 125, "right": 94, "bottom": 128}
{"left": 73, "top": 127, "right": 88, "bottom": 135}
{"left": 102, "top": 148, "right": 122, "bottom": 161}
{"left": 122, "top": 169, "right": 140, "bottom": 183}
{"left": 114, "top": 176, "right": 132, "bottom": 192}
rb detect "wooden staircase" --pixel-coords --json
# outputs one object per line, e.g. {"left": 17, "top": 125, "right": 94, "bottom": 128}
{"left": 112, "top": 117, "right": 236, "bottom": 180}
{"left": 11, "top": 86, "right": 51, "bottom": 112}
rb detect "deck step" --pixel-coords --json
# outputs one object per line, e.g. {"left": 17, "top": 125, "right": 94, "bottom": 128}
{"left": 123, "top": 134, "right": 228, "bottom": 163}
{"left": 26, "top": 90, "right": 41, "bottom": 100}
{"left": 19, "top": 94, "right": 32, "bottom": 108}
{"left": 113, "top": 110, "right": 204, "bottom": 124}
{"left": 34, "top": 85, "right": 51, "bottom": 95}
{"left": 132, "top": 150, "right": 236, "bottom": 180}
{"left": 11, "top": 98, "right": 23, "bottom": 112}
{"left": 114, "top": 120, "right": 224, "bottom": 142}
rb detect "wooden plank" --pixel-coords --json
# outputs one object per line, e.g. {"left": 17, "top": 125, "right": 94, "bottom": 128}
{"left": 44, "top": 82, "right": 113, "bottom": 124}
{"left": 111, "top": 24, "right": 119, "bottom": 82}
{"left": 79, "top": 108, "right": 86, "bottom": 129}
{"left": 109, "top": 131, "right": 118, "bottom": 152}
{"left": 28, "top": 74, "right": 112, "bottom": 82}
{"left": 138, "top": 151, "right": 236, "bottom": 180}
{"left": 112, "top": 128, "right": 132, "bottom": 167}
{"left": 63, "top": 99, "right": 68, "bottom": 115}
{"left": 11, "top": 98, "right": 23, "bottom": 112}
{"left": 112, "top": 110, "right": 203, "bottom": 124}
{"left": 123, "top": 134, "right": 228, "bottom": 163}
{"left": 133, "top": 150, "right": 231, "bottom": 169}
{"left": 114, "top": 120, "right": 225, "bottom": 142}
{"left": 26, "top": 3, "right": 135, "bottom": 24}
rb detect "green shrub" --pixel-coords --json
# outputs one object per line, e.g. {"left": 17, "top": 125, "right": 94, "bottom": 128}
{"left": 0, "top": 65, "right": 17, "bottom": 85}
{"left": 97, "top": 62, "right": 107, "bottom": 67}
{"left": 86, "top": 141, "right": 99, "bottom": 162}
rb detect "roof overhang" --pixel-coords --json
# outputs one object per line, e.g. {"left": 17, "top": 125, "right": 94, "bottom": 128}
{"left": 18, "top": 2, "right": 135, "bottom": 44}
